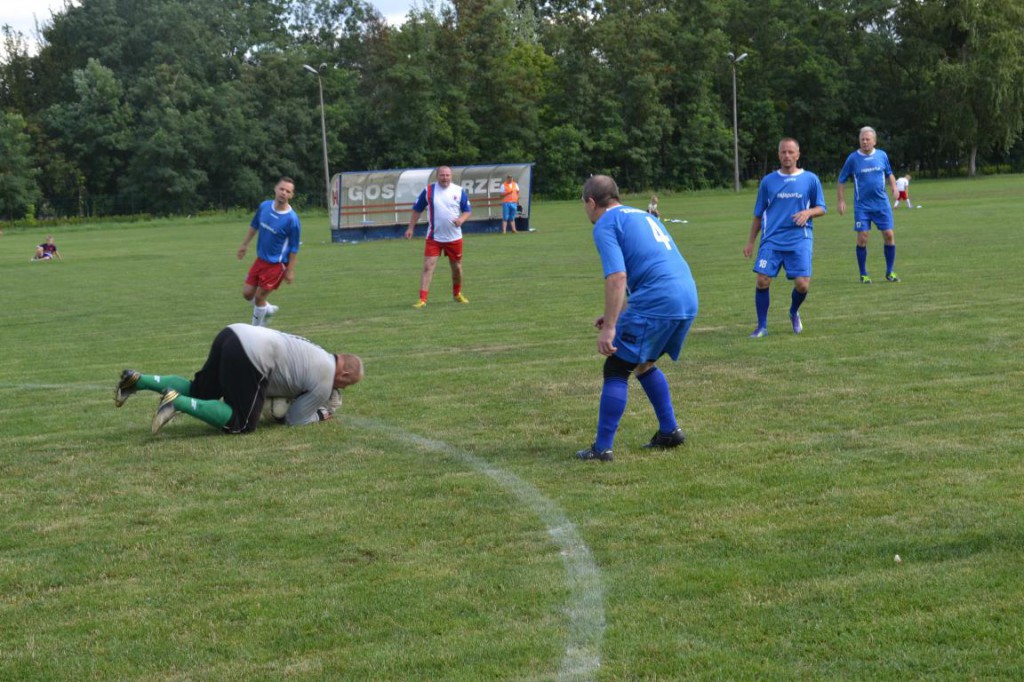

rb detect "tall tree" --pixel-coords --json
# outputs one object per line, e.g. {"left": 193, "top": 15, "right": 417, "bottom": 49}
{"left": 45, "top": 59, "right": 132, "bottom": 201}
{"left": 0, "top": 111, "right": 41, "bottom": 219}
{"left": 896, "top": 0, "right": 1024, "bottom": 175}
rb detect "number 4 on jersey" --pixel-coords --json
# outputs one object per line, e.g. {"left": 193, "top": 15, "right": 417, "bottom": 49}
{"left": 647, "top": 216, "right": 673, "bottom": 250}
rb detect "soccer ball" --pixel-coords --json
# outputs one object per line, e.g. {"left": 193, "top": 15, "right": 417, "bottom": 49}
{"left": 264, "top": 396, "right": 292, "bottom": 422}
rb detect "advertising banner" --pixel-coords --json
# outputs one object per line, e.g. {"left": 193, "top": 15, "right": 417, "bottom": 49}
{"left": 330, "top": 163, "right": 533, "bottom": 242}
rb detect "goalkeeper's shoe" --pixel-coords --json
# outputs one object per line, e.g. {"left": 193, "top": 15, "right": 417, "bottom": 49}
{"left": 454, "top": 293, "right": 469, "bottom": 304}
{"left": 885, "top": 272, "right": 901, "bottom": 282}
{"left": 642, "top": 427, "right": 686, "bottom": 449}
{"left": 575, "top": 444, "right": 613, "bottom": 462}
{"left": 860, "top": 275, "right": 873, "bottom": 284}
{"left": 151, "top": 389, "right": 180, "bottom": 434}
{"left": 114, "top": 369, "right": 141, "bottom": 407}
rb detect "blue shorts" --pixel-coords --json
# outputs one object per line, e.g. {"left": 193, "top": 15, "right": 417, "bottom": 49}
{"left": 754, "top": 241, "right": 813, "bottom": 279}
{"left": 613, "top": 310, "right": 694, "bottom": 364}
{"left": 502, "top": 202, "right": 517, "bottom": 221}
{"left": 854, "top": 208, "right": 894, "bottom": 231}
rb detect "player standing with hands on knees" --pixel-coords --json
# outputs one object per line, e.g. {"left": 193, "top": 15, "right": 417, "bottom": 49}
{"left": 837, "top": 126, "right": 900, "bottom": 283}
{"left": 744, "top": 137, "right": 827, "bottom": 338}
{"left": 576, "top": 175, "right": 699, "bottom": 462}
{"left": 237, "top": 177, "right": 301, "bottom": 326}
{"left": 405, "top": 166, "right": 472, "bottom": 307}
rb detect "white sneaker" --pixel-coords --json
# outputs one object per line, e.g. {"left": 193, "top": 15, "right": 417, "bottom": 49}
{"left": 266, "top": 304, "right": 279, "bottom": 317}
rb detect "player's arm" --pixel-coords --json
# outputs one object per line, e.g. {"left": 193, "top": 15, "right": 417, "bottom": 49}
{"left": 238, "top": 226, "right": 257, "bottom": 259}
{"left": 791, "top": 205, "right": 825, "bottom": 227}
{"left": 285, "top": 390, "right": 333, "bottom": 425}
{"left": 596, "top": 272, "right": 627, "bottom": 357}
{"left": 405, "top": 190, "right": 428, "bottom": 239}
{"left": 454, "top": 191, "right": 472, "bottom": 227}
{"left": 743, "top": 216, "right": 762, "bottom": 258}
{"left": 283, "top": 219, "right": 300, "bottom": 282}
{"left": 836, "top": 182, "right": 847, "bottom": 216}
{"left": 404, "top": 210, "right": 423, "bottom": 238}
{"left": 283, "top": 252, "right": 297, "bottom": 283}
{"left": 888, "top": 173, "right": 898, "bottom": 197}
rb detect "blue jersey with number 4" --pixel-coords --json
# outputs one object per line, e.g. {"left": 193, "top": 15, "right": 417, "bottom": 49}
{"left": 593, "top": 205, "right": 698, "bottom": 319}
{"left": 753, "top": 169, "right": 826, "bottom": 250}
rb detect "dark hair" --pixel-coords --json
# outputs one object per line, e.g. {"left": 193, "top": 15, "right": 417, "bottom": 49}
{"left": 278, "top": 176, "right": 296, "bottom": 187}
{"left": 581, "top": 175, "right": 620, "bottom": 208}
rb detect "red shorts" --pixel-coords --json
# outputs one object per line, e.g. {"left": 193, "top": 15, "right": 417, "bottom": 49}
{"left": 897, "top": 191, "right": 908, "bottom": 200}
{"left": 246, "top": 258, "right": 287, "bottom": 291}
{"left": 424, "top": 238, "right": 463, "bottom": 262}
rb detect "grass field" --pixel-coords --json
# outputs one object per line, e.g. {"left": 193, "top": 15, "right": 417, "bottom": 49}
{"left": 2, "top": 175, "right": 1022, "bottom": 680}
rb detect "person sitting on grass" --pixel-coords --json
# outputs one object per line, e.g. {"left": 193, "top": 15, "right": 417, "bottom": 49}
{"left": 33, "top": 236, "right": 62, "bottom": 261}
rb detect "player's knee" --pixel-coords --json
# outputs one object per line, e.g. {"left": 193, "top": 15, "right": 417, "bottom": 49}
{"left": 635, "top": 361, "right": 657, "bottom": 377}
{"left": 603, "top": 354, "right": 637, "bottom": 381}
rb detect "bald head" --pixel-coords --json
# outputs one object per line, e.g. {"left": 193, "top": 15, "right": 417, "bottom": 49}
{"left": 334, "top": 353, "right": 364, "bottom": 389}
{"left": 582, "top": 175, "right": 620, "bottom": 208}
{"left": 581, "top": 175, "right": 622, "bottom": 225}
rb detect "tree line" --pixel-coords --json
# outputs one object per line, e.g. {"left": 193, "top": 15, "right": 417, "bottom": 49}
{"left": 1, "top": 0, "right": 1022, "bottom": 220}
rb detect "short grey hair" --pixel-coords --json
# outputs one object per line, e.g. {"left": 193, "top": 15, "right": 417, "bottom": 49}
{"left": 859, "top": 126, "right": 876, "bottom": 137}
{"left": 581, "top": 175, "right": 620, "bottom": 208}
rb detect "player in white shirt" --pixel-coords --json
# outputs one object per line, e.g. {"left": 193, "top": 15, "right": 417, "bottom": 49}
{"left": 894, "top": 174, "right": 912, "bottom": 209}
{"left": 404, "top": 166, "right": 472, "bottom": 308}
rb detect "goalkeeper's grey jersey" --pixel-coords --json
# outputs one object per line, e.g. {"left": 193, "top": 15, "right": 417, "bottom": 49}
{"left": 228, "top": 323, "right": 334, "bottom": 424}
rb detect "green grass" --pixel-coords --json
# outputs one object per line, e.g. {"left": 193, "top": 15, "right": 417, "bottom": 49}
{"left": 2, "top": 175, "right": 1023, "bottom": 680}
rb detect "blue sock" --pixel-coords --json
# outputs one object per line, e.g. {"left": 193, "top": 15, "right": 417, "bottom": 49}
{"left": 755, "top": 287, "right": 770, "bottom": 329}
{"left": 790, "top": 288, "right": 807, "bottom": 316}
{"left": 856, "top": 245, "right": 868, "bottom": 276}
{"left": 884, "top": 244, "right": 896, "bottom": 274}
{"left": 636, "top": 367, "right": 677, "bottom": 433}
{"left": 595, "top": 376, "right": 628, "bottom": 451}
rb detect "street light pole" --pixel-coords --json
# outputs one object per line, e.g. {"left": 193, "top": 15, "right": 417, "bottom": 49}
{"left": 303, "top": 63, "right": 331, "bottom": 206}
{"left": 728, "top": 52, "right": 748, "bottom": 192}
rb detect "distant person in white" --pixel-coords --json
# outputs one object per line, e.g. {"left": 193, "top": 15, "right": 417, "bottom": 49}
{"left": 894, "top": 174, "right": 912, "bottom": 209}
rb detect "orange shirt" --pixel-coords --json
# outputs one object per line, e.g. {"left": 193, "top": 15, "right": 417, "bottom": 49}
{"left": 501, "top": 181, "right": 520, "bottom": 204}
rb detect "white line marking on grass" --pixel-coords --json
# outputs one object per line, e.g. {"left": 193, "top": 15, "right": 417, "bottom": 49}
{"left": 0, "top": 383, "right": 109, "bottom": 390}
{"left": 349, "top": 416, "right": 605, "bottom": 681}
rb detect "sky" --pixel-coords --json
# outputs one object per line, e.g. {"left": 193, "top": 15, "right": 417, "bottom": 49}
{"left": 2, "top": 0, "right": 419, "bottom": 51}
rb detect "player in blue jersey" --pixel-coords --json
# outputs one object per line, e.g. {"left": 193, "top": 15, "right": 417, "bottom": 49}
{"left": 744, "top": 138, "right": 827, "bottom": 338}
{"left": 575, "top": 175, "right": 699, "bottom": 462}
{"left": 837, "top": 127, "right": 900, "bottom": 283}
{"left": 237, "top": 177, "right": 302, "bottom": 326}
